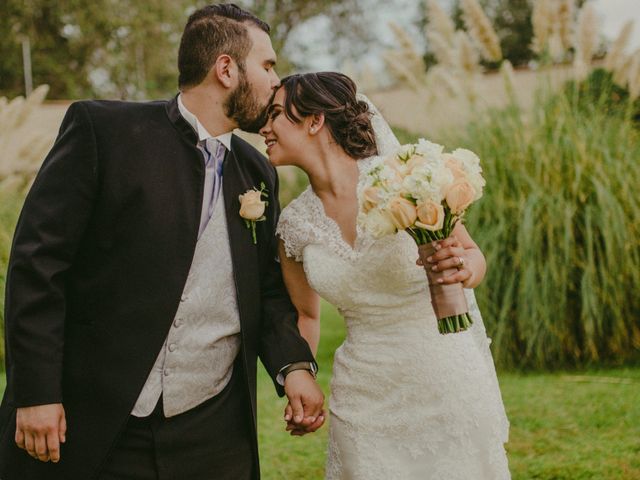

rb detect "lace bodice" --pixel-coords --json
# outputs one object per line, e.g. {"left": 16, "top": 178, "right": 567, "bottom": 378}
{"left": 277, "top": 160, "right": 510, "bottom": 479}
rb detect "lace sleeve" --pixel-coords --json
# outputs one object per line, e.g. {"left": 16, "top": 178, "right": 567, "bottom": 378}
{"left": 356, "top": 93, "right": 401, "bottom": 156}
{"left": 276, "top": 190, "right": 315, "bottom": 262}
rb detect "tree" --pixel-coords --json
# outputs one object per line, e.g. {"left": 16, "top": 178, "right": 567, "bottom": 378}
{"left": 0, "top": 0, "right": 192, "bottom": 99}
{"left": 237, "top": 0, "right": 380, "bottom": 74}
{"left": 1, "top": 0, "right": 374, "bottom": 99}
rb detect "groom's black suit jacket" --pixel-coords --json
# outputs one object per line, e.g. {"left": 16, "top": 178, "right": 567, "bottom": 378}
{"left": 0, "top": 97, "right": 315, "bottom": 479}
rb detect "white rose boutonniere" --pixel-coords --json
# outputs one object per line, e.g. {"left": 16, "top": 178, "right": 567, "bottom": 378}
{"left": 239, "top": 182, "right": 268, "bottom": 244}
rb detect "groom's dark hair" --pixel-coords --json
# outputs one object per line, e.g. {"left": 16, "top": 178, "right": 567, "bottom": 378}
{"left": 178, "top": 3, "right": 270, "bottom": 88}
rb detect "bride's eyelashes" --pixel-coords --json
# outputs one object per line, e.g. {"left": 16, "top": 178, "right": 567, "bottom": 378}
{"left": 270, "top": 110, "right": 280, "bottom": 121}
{"left": 268, "top": 107, "right": 282, "bottom": 121}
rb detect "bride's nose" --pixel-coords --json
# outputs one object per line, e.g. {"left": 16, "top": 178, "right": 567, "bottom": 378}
{"left": 259, "top": 118, "right": 272, "bottom": 138}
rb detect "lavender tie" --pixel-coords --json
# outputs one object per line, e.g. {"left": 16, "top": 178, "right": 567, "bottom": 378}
{"left": 198, "top": 138, "right": 226, "bottom": 238}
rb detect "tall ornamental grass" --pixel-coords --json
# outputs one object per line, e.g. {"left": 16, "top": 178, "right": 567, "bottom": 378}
{"left": 451, "top": 78, "right": 640, "bottom": 369}
{"left": 0, "top": 191, "right": 23, "bottom": 370}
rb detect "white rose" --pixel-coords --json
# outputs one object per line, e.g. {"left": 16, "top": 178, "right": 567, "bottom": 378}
{"left": 361, "top": 209, "right": 397, "bottom": 239}
{"left": 402, "top": 163, "right": 450, "bottom": 203}
{"left": 397, "top": 144, "right": 415, "bottom": 161}
{"left": 415, "top": 138, "right": 445, "bottom": 159}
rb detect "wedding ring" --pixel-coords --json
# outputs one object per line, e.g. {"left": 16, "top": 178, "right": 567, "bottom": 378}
{"left": 457, "top": 256, "right": 465, "bottom": 269}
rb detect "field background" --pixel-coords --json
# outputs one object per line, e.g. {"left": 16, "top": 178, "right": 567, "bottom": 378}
{"left": 1, "top": 59, "right": 639, "bottom": 480}
{"left": 1, "top": 303, "right": 639, "bottom": 479}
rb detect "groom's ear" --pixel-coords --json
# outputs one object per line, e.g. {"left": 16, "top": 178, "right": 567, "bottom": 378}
{"left": 212, "top": 54, "right": 235, "bottom": 88}
{"left": 308, "top": 114, "right": 325, "bottom": 136}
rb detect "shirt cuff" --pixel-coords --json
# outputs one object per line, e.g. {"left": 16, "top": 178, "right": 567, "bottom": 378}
{"left": 276, "top": 364, "right": 291, "bottom": 386}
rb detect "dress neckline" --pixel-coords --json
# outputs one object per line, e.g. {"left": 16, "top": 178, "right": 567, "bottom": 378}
{"left": 303, "top": 157, "right": 375, "bottom": 259}
{"left": 306, "top": 186, "right": 360, "bottom": 253}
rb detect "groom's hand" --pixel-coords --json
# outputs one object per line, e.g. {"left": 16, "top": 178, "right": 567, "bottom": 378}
{"left": 284, "top": 403, "right": 326, "bottom": 436}
{"left": 284, "top": 370, "right": 325, "bottom": 434}
{"left": 15, "top": 403, "right": 67, "bottom": 463}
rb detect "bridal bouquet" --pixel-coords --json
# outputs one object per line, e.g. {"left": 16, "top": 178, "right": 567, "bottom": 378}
{"left": 358, "top": 139, "right": 485, "bottom": 334}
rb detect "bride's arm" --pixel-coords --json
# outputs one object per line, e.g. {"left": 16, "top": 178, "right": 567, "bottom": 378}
{"left": 278, "top": 239, "right": 321, "bottom": 356}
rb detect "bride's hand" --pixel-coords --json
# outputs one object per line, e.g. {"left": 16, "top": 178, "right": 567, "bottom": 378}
{"left": 284, "top": 402, "right": 326, "bottom": 436}
{"left": 416, "top": 236, "right": 474, "bottom": 286}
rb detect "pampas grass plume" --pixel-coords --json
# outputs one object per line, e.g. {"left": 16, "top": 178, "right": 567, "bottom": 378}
{"left": 456, "top": 30, "right": 481, "bottom": 74}
{"left": 0, "top": 85, "right": 53, "bottom": 191}
{"left": 573, "top": 2, "right": 599, "bottom": 80}
{"left": 427, "top": 65, "right": 461, "bottom": 97}
{"left": 628, "top": 51, "right": 640, "bottom": 100}
{"left": 460, "top": 0, "right": 502, "bottom": 62}
{"left": 531, "top": 0, "right": 554, "bottom": 55}
{"left": 388, "top": 21, "right": 427, "bottom": 77}
{"left": 557, "top": 0, "right": 575, "bottom": 51}
{"left": 604, "top": 20, "right": 634, "bottom": 71}
{"left": 428, "top": 31, "right": 458, "bottom": 68}
{"left": 500, "top": 59, "right": 517, "bottom": 100}
{"left": 426, "top": 0, "right": 456, "bottom": 45}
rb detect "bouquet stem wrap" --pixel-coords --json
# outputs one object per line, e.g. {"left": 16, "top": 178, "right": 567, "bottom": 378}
{"left": 418, "top": 243, "right": 473, "bottom": 334}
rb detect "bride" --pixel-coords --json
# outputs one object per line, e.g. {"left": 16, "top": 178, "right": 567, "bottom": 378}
{"left": 259, "top": 72, "right": 510, "bottom": 479}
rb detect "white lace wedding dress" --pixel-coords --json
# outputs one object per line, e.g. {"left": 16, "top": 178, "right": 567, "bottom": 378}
{"left": 276, "top": 96, "right": 510, "bottom": 479}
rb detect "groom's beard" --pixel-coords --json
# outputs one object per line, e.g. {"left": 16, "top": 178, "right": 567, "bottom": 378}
{"left": 224, "top": 73, "right": 272, "bottom": 133}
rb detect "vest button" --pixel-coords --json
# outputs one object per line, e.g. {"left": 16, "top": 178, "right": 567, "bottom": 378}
{"left": 163, "top": 369, "right": 170, "bottom": 377}
{"left": 168, "top": 343, "right": 177, "bottom": 352}
{"left": 180, "top": 294, "right": 188, "bottom": 302}
{"left": 174, "top": 318, "right": 183, "bottom": 327}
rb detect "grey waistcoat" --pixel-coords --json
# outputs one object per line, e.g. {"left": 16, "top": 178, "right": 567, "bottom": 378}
{"left": 132, "top": 186, "right": 241, "bottom": 417}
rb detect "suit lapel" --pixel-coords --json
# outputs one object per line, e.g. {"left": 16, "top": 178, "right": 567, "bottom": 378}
{"left": 223, "top": 141, "right": 260, "bottom": 334}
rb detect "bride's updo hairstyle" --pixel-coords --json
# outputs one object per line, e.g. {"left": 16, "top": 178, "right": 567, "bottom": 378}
{"left": 279, "top": 72, "right": 378, "bottom": 159}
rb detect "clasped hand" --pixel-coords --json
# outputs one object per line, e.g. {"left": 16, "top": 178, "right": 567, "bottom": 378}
{"left": 416, "top": 236, "right": 474, "bottom": 287}
{"left": 283, "top": 370, "right": 326, "bottom": 436}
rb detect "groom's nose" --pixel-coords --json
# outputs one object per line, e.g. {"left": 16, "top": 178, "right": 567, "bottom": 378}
{"left": 270, "top": 69, "right": 280, "bottom": 89}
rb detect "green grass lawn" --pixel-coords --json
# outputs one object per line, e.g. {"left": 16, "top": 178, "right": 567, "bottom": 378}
{"left": 1, "top": 302, "right": 639, "bottom": 479}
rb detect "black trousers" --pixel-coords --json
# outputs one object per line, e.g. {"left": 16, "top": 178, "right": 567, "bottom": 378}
{"left": 98, "top": 367, "right": 256, "bottom": 480}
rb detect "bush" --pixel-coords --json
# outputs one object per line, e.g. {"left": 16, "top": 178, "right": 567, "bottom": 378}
{"left": 449, "top": 82, "right": 640, "bottom": 369}
{"left": 564, "top": 68, "right": 640, "bottom": 126}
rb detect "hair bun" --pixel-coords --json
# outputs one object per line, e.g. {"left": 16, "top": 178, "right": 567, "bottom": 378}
{"left": 344, "top": 101, "right": 377, "bottom": 159}
{"left": 344, "top": 100, "right": 370, "bottom": 121}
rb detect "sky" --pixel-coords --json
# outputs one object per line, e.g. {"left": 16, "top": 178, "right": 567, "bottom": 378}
{"left": 593, "top": 0, "right": 640, "bottom": 51}
{"left": 290, "top": 0, "right": 640, "bottom": 73}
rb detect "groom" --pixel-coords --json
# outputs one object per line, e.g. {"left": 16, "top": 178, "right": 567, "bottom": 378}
{"left": 0, "top": 4, "right": 324, "bottom": 479}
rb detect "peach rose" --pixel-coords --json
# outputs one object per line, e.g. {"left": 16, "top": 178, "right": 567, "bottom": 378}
{"left": 445, "top": 179, "right": 475, "bottom": 214}
{"left": 239, "top": 190, "right": 266, "bottom": 220}
{"left": 362, "top": 186, "right": 382, "bottom": 213}
{"left": 415, "top": 200, "right": 445, "bottom": 231}
{"left": 384, "top": 155, "right": 408, "bottom": 176}
{"left": 443, "top": 153, "right": 467, "bottom": 180}
{"left": 387, "top": 197, "right": 418, "bottom": 230}
{"left": 405, "top": 154, "right": 426, "bottom": 174}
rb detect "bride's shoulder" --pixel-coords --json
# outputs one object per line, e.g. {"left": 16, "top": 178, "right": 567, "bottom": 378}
{"left": 279, "top": 186, "right": 316, "bottom": 222}
{"left": 276, "top": 186, "right": 318, "bottom": 261}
